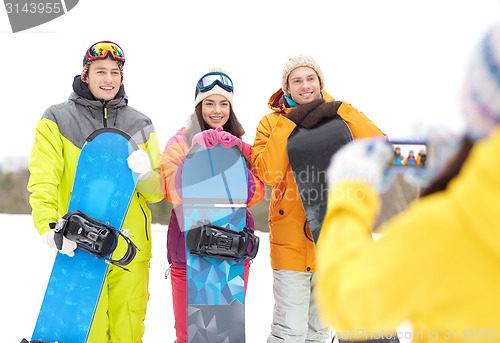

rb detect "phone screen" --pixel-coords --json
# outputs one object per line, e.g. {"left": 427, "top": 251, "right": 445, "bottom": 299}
{"left": 388, "top": 141, "right": 427, "bottom": 172}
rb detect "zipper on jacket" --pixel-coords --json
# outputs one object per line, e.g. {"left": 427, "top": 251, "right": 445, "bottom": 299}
{"left": 102, "top": 106, "right": 108, "bottom": 127}
{"left": 137, "top": 192, "right": 149, "bottom": 241}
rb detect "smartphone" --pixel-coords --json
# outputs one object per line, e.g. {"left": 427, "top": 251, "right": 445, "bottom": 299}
{"left": 375, "top": 140, "right": 427, "bottom": 230}
{"left": 386, "top": 140, "right": 427, "bottom": 174}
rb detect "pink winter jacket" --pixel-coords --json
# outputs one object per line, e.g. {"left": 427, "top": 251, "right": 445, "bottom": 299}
{"left": 160, "top": 127, "right": 264, "bottom": 266}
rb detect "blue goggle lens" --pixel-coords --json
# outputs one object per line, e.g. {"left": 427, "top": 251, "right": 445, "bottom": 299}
{"left": 197, "top": 72, "right": 234, "bottom": 92}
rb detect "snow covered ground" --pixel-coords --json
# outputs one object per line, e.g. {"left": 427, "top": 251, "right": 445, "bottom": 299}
{"left": 3, "top": 214, "right": 411, "bottom": 342}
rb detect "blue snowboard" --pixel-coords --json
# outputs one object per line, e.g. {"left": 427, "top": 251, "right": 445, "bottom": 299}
{"left": 28, "top": 128, "right": 139, "bottom": 343}
{"left": 181, "top": 144, "right": 248, "bottom": 343}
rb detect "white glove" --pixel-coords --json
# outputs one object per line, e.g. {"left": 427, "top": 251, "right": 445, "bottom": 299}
{"left": 327, "top": 138, "right": 394, "bottom": 192}
{"left": 127, "top": 149, "right": 151, "bottom": 180}
{"left": 41, "top": 230, "right": 77, "bottom": 257}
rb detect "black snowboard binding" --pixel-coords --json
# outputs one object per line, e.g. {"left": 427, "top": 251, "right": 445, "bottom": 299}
{"left": 186, "top": 220, "right": 259, "bottom": 261}
{"left": 52, "top": 210, "right": 138, "bottom": 270}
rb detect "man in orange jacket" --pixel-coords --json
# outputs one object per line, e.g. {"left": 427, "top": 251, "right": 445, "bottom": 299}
{"left": 252, "top": 55, "right": 387, "bottom": 342}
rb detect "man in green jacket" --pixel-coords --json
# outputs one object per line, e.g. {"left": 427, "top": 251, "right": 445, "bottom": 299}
{"left": 27, "top": 40, "right": 163, "bottom": 342}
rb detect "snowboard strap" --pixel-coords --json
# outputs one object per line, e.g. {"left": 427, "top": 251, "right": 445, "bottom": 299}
{"left": 186, "top": 220, "right": 259, "bottom": 261}
{"left": 53, "top": 210, "right": 137, "bottom": 270}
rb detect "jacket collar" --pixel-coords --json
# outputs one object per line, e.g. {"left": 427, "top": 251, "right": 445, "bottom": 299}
{"left": 267, "top": 88, "right": 333, "bottom": 113}
{"left": 71, "top": 75, "right": 127, "bottom": 106}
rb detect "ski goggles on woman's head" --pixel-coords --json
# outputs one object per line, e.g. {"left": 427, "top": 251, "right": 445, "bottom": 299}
{"left": 86, "top": 41, "right": 125, "bottom": 63}
{"left": 196, "top": 72, "right": 234, "bottom": 93}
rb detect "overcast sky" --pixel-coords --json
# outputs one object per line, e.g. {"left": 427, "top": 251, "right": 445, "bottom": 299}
{"left": 0, "top": 1, "right": 498, "bottom": 161}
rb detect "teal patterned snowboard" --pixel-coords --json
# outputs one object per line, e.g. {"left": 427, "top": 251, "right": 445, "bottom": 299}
{"left": 181, "top": 144, "right": 248, "bottom": 343}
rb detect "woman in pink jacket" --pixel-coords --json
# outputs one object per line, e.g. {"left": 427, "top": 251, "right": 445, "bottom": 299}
{"left": 160, "top": 69, "right": 264, "bottom": 343}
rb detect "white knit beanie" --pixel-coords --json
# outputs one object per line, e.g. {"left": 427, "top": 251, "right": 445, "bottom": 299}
{"left": 194, "top": 68, "right": 234, "bottom": 108}
{"left": 462, "top": 24, "right": 500, "bottom": 140}
{"left": 281, "top": 55, "right": 325, "bottom": 95}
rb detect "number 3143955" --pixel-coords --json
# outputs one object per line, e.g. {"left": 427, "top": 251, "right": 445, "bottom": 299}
{"left": 5, "top": 2, "right": 62, "bottom": 14}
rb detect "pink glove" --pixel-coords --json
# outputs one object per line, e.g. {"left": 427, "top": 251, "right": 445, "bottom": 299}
{"left": 191, "top": 129, "right": 219, "bottom": 148}
{"left": 215, "top": 126, "right": 242, "bottom": 150}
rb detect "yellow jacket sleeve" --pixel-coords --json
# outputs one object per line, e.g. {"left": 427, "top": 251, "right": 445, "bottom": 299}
{"left": 135, "top": 131, "right": 164, "bottom": 203}
{"left": 28, "top": 118, "right": 77, "bottom": 235}
{"left": 316, "top": 128, "right": 500, "bottom": 340}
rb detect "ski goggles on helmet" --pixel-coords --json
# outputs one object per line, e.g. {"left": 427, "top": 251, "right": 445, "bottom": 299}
{"left": 86, "top": 41, "right": 125, "bottom": 63}
{"left": 196, "top": 71, "right": 234, "bottom": 93}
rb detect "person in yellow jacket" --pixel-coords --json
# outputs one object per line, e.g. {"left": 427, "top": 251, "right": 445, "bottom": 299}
{"left": 317, "top": 24, "right": 500, "bottom": 342}
{"left": 27, "top": 41, "right": 163, "bottom": 342}
{"left": 252, "top": 55, "right": 386, "bottom": 342}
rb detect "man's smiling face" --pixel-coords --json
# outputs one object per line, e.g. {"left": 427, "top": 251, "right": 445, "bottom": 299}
{"left": 286, "top": 66, "right": 321, "bottom": 105}
{"left": 85, "top": 58, "right": 122, "bottom": 101}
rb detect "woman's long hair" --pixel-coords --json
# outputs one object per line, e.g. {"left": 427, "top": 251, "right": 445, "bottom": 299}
{"left": 185, "top": 102, "right": 245, "bottom": 144}
{"left": 184, "top": 102, "right": 251, "bottom": 167}
{"left": 421, "top": 136, "right": 474, "bottom": 196}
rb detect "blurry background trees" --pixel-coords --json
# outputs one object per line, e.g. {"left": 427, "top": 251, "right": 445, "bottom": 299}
{"left": 0, "top": 167, "right": 270, "bottom": 232}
